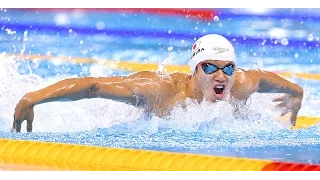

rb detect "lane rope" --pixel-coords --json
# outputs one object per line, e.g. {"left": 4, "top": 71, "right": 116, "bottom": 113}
{"left": 6, "top": 53, "right": 320, "bottom": 81}
{"left": 1, "top": 139, "right": 320, "bottom": 171}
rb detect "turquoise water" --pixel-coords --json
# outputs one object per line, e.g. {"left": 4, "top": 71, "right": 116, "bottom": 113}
{"left": 0, "top": 8, "right": 320, "bottom": 164}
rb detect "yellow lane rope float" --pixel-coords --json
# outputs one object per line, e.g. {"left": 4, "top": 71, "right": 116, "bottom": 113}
{"left": 1, "top": 139, "right": 320, "bottom": 171}
{"left": 6, "top": 53, "right": 320, "bottom": 81}
{"left": 291, "top": 116, "right": 320, "bottom": 130}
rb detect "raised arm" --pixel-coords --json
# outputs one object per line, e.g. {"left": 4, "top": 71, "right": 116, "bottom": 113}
{"left": 12, "top": 71, "right": 162, "bottom": 132}
{"left": 249, "top": 70, "right": 303, "bottom": 96}
{"left": 29, "top": 76, "right": 146, "bottom": 106}
{"left": 248, "top": 70, "right": 304, "bottom": 125}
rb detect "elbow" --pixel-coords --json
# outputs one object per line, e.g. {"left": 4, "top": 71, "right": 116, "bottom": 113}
{"left": 87, "top": 79, "right": 100, "bottom": 98}
{"left": 296, "top": 84, "right": 304, "bottom": 98}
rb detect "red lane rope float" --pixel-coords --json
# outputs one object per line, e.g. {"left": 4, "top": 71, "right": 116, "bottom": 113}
{"left": 262, "top": 162, "right": 320, "bottom": 171}
{"left": 16, "top": 8, "right": 217, "bottom": 21}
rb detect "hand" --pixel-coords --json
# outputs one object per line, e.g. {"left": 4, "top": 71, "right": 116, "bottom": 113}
{"left": 273, "top": 94, "right": 303, "bottom": 126}
{"left": 11, "top": 94, "right": 35, "bottom": 133}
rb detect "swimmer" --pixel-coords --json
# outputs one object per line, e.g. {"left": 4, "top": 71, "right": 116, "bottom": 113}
{"left": 11, "top": 34, "right": 304, "bottom": 132}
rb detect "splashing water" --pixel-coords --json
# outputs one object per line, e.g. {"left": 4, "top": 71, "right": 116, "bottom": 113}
{"left": 0, "top": 52, "right": 288, "bottom": 133}
{"left": 0, "top": 52, "right": 320, "bottom": 164}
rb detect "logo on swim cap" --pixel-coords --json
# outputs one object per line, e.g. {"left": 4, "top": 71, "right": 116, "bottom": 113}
{"left": 191, "top": 47, "right": 204, "bottom": 59}
{"left": 188, "top": 34, "right": 236, "bottom": 74}
{"left": 192, "top": 41, "right": 201, "bottom": 52}
{"left": 212, "top": 47, "right": 230, "bottom": 54}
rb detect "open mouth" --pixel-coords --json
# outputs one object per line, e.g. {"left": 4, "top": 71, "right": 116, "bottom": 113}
{"left": 213, "top": 84, "right": 225, "bottom": 99}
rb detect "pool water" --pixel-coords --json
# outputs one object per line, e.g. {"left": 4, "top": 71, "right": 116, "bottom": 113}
{"left": 0, "top": 8, "right": 320, "bottom": 164}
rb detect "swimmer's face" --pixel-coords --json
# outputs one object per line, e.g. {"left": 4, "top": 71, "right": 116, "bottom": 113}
{"left": 194, "top": 60, "right": 235, "bottom": 101}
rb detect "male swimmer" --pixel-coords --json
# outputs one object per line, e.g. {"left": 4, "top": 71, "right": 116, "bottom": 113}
{"left": 12, "top": 34, "right": 303, "bottom": 132}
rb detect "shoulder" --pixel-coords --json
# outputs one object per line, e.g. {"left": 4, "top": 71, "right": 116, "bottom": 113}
{"left": 128, "top": 71, "right": 190, "bottom": 81}
{"left": 234, "top": 68, "right": 263, "bottom": 82}
{"left": 232, "top": 68, "right": 270, "bottom": 98}
{"left": 129, "top": 71, "right": 189, "bottom": 98}
{"left": 234, "top": 68, "right": 249, "bottom": 83}
{"left": 232, "top": 68, "right": 258, "bottom": 96}
{"left": 130, "top": 72, "right": 190, "bottom": 93}
{"left": 125, "top": 71, "right": 170, "bottom": 84}
{"left": 126, "top": 71, "right": 178, "bottom": 89}
{"left": 128, "top": 71, "right": 162, "bottom": 79}
{"left": 168, "top": 72, "right": 191, "bottom": 94}
{"left": 169, "top": 72, "right": 191, "bottom": 80}
{"left": 169, "top": 72, "right": 191, "bottom": 86}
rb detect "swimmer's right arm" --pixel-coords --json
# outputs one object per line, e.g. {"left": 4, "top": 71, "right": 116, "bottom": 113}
{"left": 28, "top": 77, "right": 143, "bottom": 105}
{"left": 12, "top": 74, "right": 155, "bottom": 133}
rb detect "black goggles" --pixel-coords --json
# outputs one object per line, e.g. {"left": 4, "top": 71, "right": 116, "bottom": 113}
{"left": 201, "top": 63, "right": 235, "bottom": 76}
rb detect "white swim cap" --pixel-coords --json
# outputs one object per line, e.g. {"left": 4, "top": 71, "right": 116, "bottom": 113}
{"left": 188, "top": 34, "right": 236, "bottom": 74}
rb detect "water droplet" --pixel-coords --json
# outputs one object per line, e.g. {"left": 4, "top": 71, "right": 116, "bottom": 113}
{"left": 80, "top": 40, "right": 83, "bottom": 44}
{"left": 54, "top": 14, "right": 69, "bottom": 25}
{"left": 281, "top": 38, "right": 289, "bottom": 46}
{"left": 68, "top": 29, "right": 72, "bottom": 33}
{"left": 96, "top": 22, "right": 105, "bottom": 30}
{"left": 23, "top": 31, "right": 28, "bottom": 38}
{"left": 307, "top": 34, "right": 314, "bottom": 41}
{"left": 294, "top": 53, "right": 299, "bottom": 58}
{"left": 167, "top": 46, "right": 173, "bottom": 52}
{"left": 168, "top": 30, "right": 172, "bottom": 34}
{"left": 213, "top": 16, "right": 219, "bottom": 22}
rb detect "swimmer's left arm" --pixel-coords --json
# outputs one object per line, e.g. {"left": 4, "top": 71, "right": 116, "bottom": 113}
{"left": 249, "top": 70, "right": 303, "bottom": 96}
{"left": 248, "top": 70, "right": 304, "bottom": 125}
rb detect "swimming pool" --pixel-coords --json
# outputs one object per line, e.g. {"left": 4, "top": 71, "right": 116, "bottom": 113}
{"left": 0, "top": 8, "right": 320, "bottom": 165}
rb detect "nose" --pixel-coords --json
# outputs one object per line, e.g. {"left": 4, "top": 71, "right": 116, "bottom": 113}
{"left": 213, "top": 70, "right": 226, "bottom": 83}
